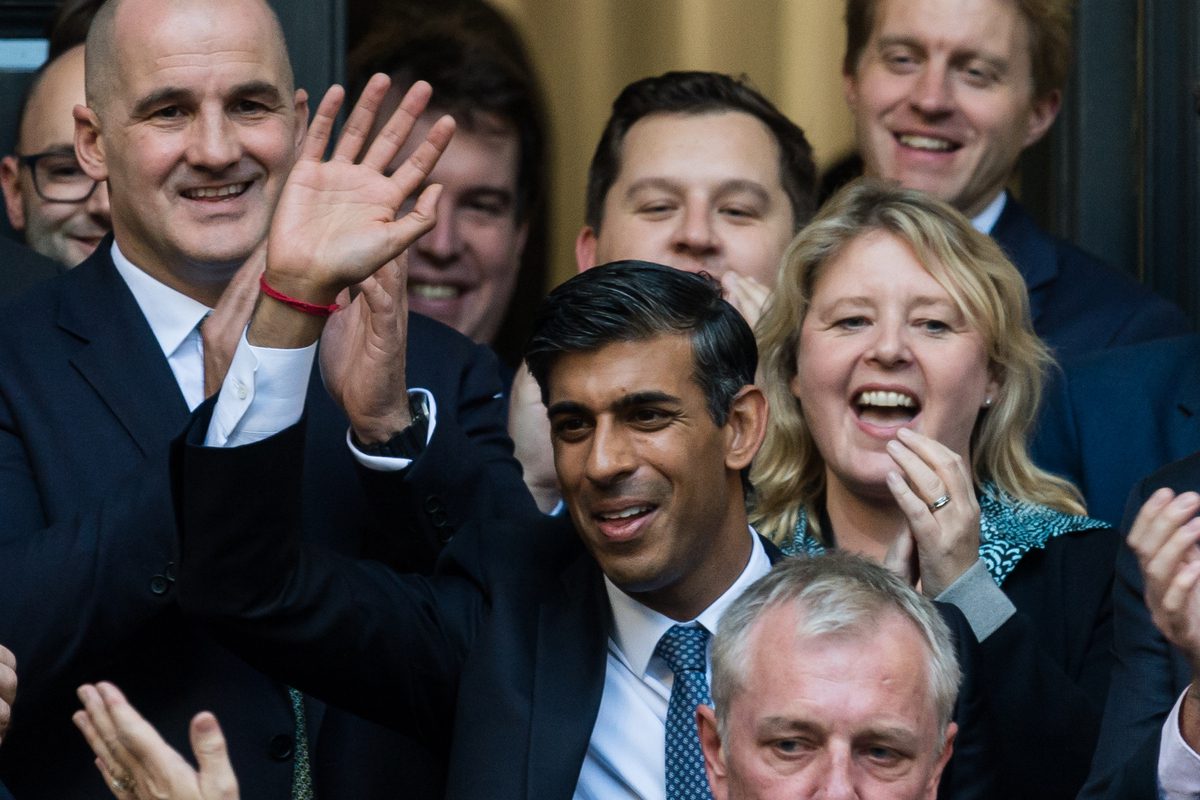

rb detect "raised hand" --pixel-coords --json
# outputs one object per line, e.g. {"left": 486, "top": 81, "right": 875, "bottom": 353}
{"left": 0, "top": 644, "right": 14, "bottom": 747}
{"left": 264, "top": 76, "right": 454, "bottom": 306}
{"left": 73, "top": 682, "right": 239, "bottom": 800}
{"left": 719, "top": 270, "right": 771, "bottom": 327}
{"left": 1127, "top": 488, "right": 1200, "bottom": 674}
{"left": 884, "top": 427, "right": 981, "bottom": 596}
{"left": 202, "top": 245, "right": 266, "bottom": 398}
{"left": 320, "top": 256, "right": 412, "bottom": 443}
{"left": 507, "top": 363, "right": 561, "bottom": 512}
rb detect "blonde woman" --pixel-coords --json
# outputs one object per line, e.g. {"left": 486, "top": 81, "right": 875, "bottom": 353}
{"left": 753, "top": 179, "right": 1115, "bottom": 799}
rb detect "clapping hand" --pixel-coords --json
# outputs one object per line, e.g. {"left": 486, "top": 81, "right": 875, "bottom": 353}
{"left": 74, "top": 682, "right": 238, "bottom": 800}
{"left": 883, "top": 427, "right": 981, "bottom": 596}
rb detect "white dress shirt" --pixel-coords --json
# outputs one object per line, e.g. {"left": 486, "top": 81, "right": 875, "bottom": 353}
{"left": 1157, "top": 688, "right": 1200, "bottom": 798}
{"left": 111, "top": 242, "right": 212, "bottom": 411}
{"left": 970, "top": 191, "right": 1008, "bottom": 236}
{"left": 574, "top": 530, "right": 772, "bottom": 799}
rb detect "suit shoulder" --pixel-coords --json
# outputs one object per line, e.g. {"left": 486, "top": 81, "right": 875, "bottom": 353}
{"left": 1137, "top": 451, "right": 1200, "bottom": 497}
{"left": 1062, "top": 334, "right": 1200, "bottom": 385}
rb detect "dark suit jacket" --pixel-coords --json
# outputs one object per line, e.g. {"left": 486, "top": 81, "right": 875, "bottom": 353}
{"left": 0, "top": 236, "right": 62, "bottom": 301}
{"left": 991, "top": 198, "right": 1189, "bottom": 365}
{"left": 1079, "top": 456, "right": 1198, "bottom": 800}
{"left": 173, "top": 414, "right": 1005, "bottom": 800}
{"left": 1032, "top": 335, "right": 1200, "bottom": 527}
{"left": 0, "top": 241, "right": 535, "bottom": 799}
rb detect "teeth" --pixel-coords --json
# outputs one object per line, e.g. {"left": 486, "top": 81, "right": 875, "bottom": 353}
{"left": 898, "top": 134, "right": 954, "bottom": 152}
{"left": 857, "top": 390, "right": 916, "bottom": 409}
{"left": 411, "top": 283, "right": 460, "bottom": 300}
{"left": 598, "top": 506, "right": 651, "bottom": 521}
{"left": 183, "top": 182, "right": 249, "bottom": 199}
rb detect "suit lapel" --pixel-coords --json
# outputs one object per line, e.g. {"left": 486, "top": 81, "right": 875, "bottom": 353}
{"left": 527, "top": 553, "right": 610, "bottom": 799}
{"left": 990, "top": 198, "right": 1057, "bottom": 329}
{"left": 58, "top": 245, "right": 191, "bottom": 457}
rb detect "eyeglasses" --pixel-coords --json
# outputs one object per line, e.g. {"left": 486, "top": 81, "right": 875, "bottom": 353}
{"left": 16, "top": 149, "right": 99, "bottom": 203}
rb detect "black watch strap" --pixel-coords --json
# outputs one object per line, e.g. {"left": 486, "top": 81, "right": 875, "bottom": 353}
{"left": 352, "top": 393, "right": 430, "bottom": 458}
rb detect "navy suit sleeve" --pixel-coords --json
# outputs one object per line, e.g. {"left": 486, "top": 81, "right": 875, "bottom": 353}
{"left": 174, "top": 414, "right": 482, "bottom": 741}
{"left": 1080, "top": 481, "right": 1191, "bottom": 799}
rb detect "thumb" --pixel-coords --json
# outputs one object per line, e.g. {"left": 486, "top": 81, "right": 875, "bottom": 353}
{"left": 190, "top": 712, "right": 240, "bottom": 799}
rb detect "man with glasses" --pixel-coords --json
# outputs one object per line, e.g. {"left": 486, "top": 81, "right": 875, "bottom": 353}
{"left": 1, "top": 44, "right": 110, "bottom": 268}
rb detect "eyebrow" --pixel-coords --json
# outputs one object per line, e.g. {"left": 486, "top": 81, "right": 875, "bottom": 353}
{"left": 623, "top": 177, "right": 771, "bottom": 204}
{"left": 876, "top": 34, "right": 1009, "bottom": 71}
{"left": 546, "top": 391, "right": 682, "bottom": 418}
{"left": 130, "top": 80, "right": 284, "bottom": 117}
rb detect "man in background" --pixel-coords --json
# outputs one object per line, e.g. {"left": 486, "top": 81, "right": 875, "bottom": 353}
{"left": 1, "top": 44, "right": 110, "bottom": 268}
{"left": 843, "top": 0, "right": 1187, "bottom": 363}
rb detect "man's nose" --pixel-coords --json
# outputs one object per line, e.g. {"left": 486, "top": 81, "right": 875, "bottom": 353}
{"left": 585, "top": 418, "right": 637, "bottom": 486}
{"left": 671, "top": 202, "right": 719, "bottom": 258}
{"left": 909, "top": 63, "right": 954, "bottom": 117}
{"left": 186, "top": 111, "right": 240, "bottom": 170}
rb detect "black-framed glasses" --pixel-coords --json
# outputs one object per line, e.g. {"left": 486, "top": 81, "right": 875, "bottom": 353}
{"left": 16, "top": 149, "right": 99, "bottom": 203}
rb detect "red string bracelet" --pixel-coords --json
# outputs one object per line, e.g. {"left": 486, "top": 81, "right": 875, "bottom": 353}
{"left": 259, "top": 275, "right": 341, "bottom": 318}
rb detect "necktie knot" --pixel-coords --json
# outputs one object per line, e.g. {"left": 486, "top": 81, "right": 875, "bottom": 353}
{"left": 656, "top": 624, "right": 710, "bottom": 676}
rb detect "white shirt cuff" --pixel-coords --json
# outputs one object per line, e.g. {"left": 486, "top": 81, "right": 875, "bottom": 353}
{"left": 204, "top": 331, "right": 315, "bottom": 447}
{"left": 346, "top": 388, "right": 438, "bottom": 472}
{"left": 1158, "top": 688, "right": 1200, "bottom": 797}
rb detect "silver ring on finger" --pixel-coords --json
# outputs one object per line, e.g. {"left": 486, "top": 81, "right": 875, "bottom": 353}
{"left": 111, "top": 775, "right": 135, "bottom": 793}
{"left": 928, "top": 494, "right": 952, "bottom": 512}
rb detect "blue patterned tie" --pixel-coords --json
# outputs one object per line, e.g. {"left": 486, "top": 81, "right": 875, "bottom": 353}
{"left": 656, "top": 624, "right": 714, "bottom": 800}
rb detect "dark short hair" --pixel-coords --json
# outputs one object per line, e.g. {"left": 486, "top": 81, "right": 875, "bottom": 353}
{"left": 524, "top": 260, "right": 757, "bottom": 426}
{"left": 584, "top": 71, "right": 817, "bottom": 234}
{"left": 843, "top": 0, "right": 1072, "bottom": 99}
{"left": 347, "top": 4, "right": 546, "bottom": 221}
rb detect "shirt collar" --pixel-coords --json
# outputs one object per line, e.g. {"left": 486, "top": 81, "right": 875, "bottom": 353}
{"left": 971, "top": 190, "right": 1008, "bottom": 235}
{"left": 110, "top": 240, "right": 212, "bottom": 359}
{"left": 604, "top": 528, "right": 772, "bottom": 677}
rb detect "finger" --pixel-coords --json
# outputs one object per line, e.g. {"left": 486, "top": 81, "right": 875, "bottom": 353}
{"left": 387, "top": 114, "right": 455, "bottom": 199}
{"left": 1145, "top": 517, "right": 1200, "bottom": 590}
{"left": 332, "top": 73, "right": 392, "bottom": 164}
{"left": 0, "top": 643, "right": 15, "bottom": 669}
{"left": 384, "top": 183, "right": 443, "bottom": 257}
{"left": 190, "top": 713, "right": 240, "bottom": 799}
{"left": 77, "top": 684, "right": 135, "bottom": 777}
{"left": 89, "top": 754, "right": 131, "bottom": 800}
{"left": 1159, "top": 559, "right": 1200, "bottom": 622}
{"left": 99, "top": 682, "right": 201, "bottom": 796}
{"left": 74, "top": 708, "right": 133, "bottom": 797}
{"left": 298, "top": 84, "right": 347, "bottom": 162}
{"left": 1129, "top": 489, "right": 1200, "bottom": 561}
{"left": 896, "top": 426, "right": 973, "bottom": 487}
{"left": 361, "top": 80, "right": 434, "bottom": 173}
{"left": 886, "top": 469, "right": 939, "bottom": 535}
{"left": 882, "top": 522, "right": 917, "bottom": 584}
{"left": 886, "top": 439, "right": 947, "bottom": 503}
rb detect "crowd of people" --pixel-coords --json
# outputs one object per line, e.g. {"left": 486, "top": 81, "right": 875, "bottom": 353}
{"left": 0, "top": 0, "right": 1196, "bottom": 799}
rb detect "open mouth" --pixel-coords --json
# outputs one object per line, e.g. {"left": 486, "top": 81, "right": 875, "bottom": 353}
{"left": 854, "top": 389, "right": 920, "bottom": 426}
{"left": 896, "top": 133, "right": 960, "bottom": 153}
{"left": 409, "top": 282, "right": 463, "bottom": 301}
{"left": 593, "top": 504, "right": 657, "bottom": 540}
{"left": 181, "top": 182, "right": 250, "bottom": 200}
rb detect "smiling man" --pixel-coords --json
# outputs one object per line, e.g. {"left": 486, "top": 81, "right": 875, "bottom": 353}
{"left": 1, "top": 44, "right": 110, "bottom": 268}
{"left": 173, "top": 261, "right": 774, "bottom": 799}
{"left": 0, "top": 0, "right": 531, "bottom": 797}
{"left": 844, "top": 0, "right": 1187, "bottom": 362}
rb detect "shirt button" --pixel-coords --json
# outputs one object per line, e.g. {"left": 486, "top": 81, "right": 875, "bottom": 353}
{"left": 234, "top": 380, "right": 248, "bottom": 400}
{"left": 149, "top": 575, "right": 169, "bottom": 595}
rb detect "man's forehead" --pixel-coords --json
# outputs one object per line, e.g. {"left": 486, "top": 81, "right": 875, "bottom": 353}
{"left": 545, "top": 336, "right": 698, "bottom": 406}
{"left": 867, "top": 0, "right": 1034, "bottom": 64}
{"left": 21, "top": 48, "right": 85, "bottom": 149}
{"left": 615, "top": 111, "right": 783, "bottom": 186}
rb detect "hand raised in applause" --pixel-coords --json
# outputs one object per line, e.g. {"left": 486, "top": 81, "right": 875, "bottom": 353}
{"left": 74, "top": 682, "right": 238, "bottom": 800}
{"left": 883, "top": 427, "right": 981, "bottom": 596}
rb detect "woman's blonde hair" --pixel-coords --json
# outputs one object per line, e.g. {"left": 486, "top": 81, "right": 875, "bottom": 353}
{"left": 751, "top": 179, "right": 1084, "bottom": 544}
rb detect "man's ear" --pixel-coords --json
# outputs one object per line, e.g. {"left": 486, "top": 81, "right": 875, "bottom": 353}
{"left": 924, "top": 722, "right": 957, "bottom": 800}
{"left": 1023, "top": 89, "right": 1061, "bottom": 148}
{"left": 0, "top": 156, "right": 27, "bottom": 231}
{"left": 724, "top": 385, "right": 768, "bottom": 472}
{"left": 292, "top": 88, "right": 310, "bottom": 153}
{"left": 74, "top": 104, "right": 108, "bottom": 182}
{"left": 697, "top": 705, "right": 729, "bottom": 800}
{"left": 574, "top": 225, "right": 598, "bottom": 273}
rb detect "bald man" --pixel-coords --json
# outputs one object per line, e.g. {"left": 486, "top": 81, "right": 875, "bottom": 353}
{"left": 0, "top": 0, "right": 532, "bottom": 797}
{"left": 1, "top": 44, "right": 110, "bottom": 268}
